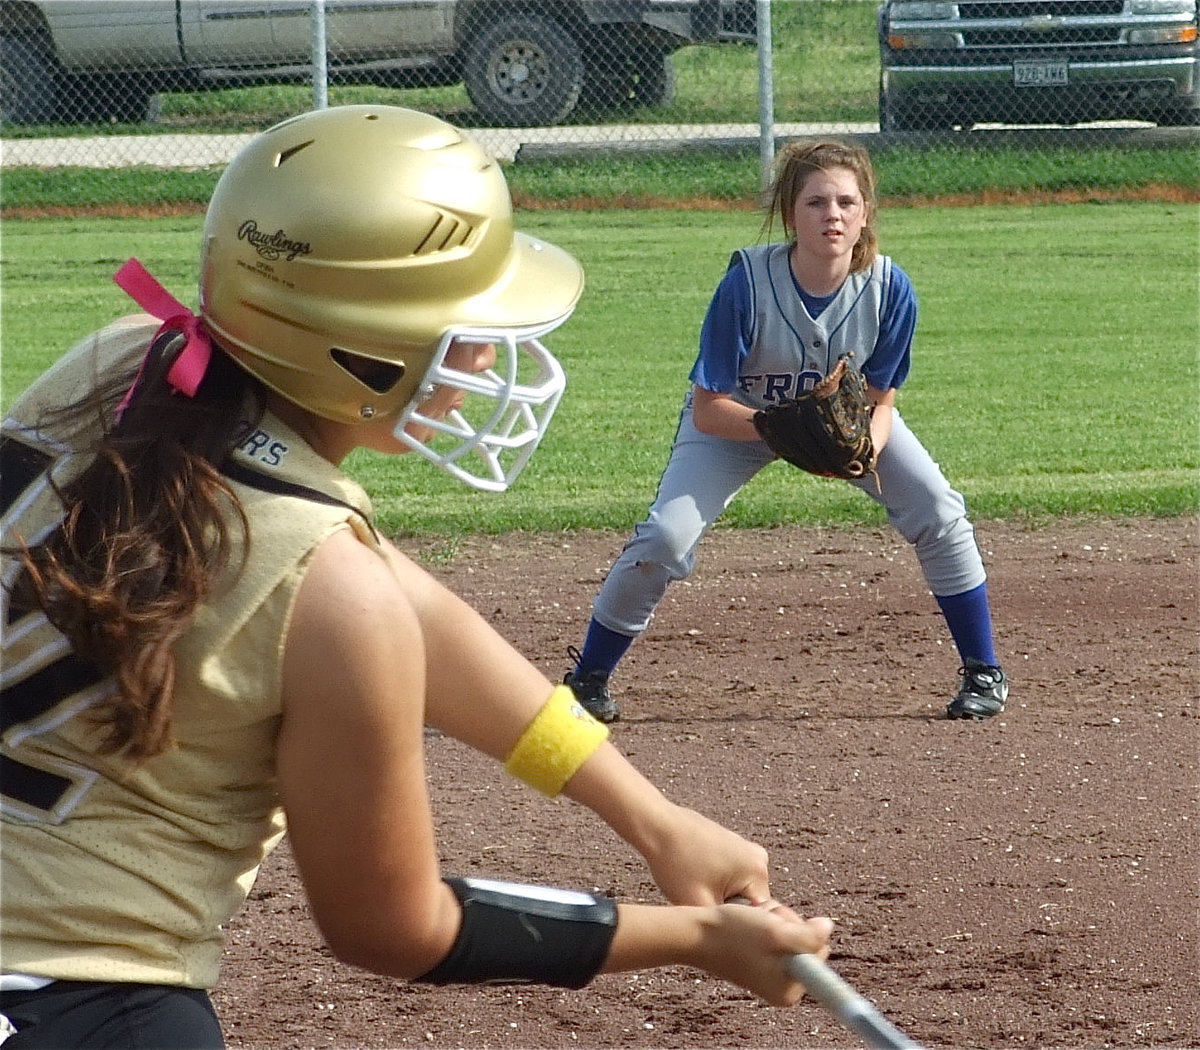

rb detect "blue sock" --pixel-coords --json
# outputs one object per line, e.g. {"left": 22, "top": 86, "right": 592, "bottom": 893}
{"left": 935, "top": 583, "right": 998, "bottom": 667}
{"left": 577, "top": 619, "right": 636, "bottom": 676}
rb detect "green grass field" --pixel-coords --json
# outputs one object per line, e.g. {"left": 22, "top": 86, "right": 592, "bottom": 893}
{"left": 6, "top": 142, "right": 1195, "bottom": 214}
{"left": 3, "top": 201, "right": 1197, "bottom": 536}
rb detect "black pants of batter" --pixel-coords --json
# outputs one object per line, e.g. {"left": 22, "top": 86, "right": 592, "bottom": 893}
{"left": 0, "top": 981, "right": 223, "bottom": 1049}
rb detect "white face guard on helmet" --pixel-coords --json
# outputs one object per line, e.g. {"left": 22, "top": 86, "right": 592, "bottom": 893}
{"left": 394, "top": 324, "right": 566, "bottom": 492}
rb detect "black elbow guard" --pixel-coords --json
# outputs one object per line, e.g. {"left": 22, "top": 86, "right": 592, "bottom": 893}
{"left": 416, "top": 876, "right": 618, "bottom": 989}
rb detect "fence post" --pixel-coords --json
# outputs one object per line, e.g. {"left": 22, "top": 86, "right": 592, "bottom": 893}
{"left": 756, "top": 0, "right": 774, "bottom": 191}
{"left": 311, "top": 0, "right": 329, "bottom": 109}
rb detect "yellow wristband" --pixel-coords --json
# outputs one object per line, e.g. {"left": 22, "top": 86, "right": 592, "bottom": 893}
{"left": 504, "top": 685, "right": 610, "bottom": 797}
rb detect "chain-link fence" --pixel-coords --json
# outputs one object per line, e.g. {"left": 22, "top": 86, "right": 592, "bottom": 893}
{"left": 2, "top": 0, "right": 1197, "bottom": 200}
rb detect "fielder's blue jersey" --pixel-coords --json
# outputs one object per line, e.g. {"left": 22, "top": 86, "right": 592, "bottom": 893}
{"left": 691, "top": 245, "right": 917, "bottom": 409}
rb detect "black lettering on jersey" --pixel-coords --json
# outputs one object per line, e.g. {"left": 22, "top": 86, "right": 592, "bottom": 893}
{"left": 234, "top": 428, "right": 288, "bottom": 467}
{"left": 2, "top": 437, "right": 55, "bottom": 627}
{"left": 1, "top": 643, "right": 107, "bottom": 821}
{"left": 763, "top": 374, "right": 794, "bottom": 402}
{"left": 1, "top": 437, "right": 53, "bottom": 516}
{"left": 4, "top": 650, "right": 105, "bottom": 729}
{"left": 1, "top": 434, "right": 106, "bottom": 822}
{"left": 797, "top": 369, "right": 824, "bottom": 394}
{"left": 1, "top": 753, "right": 73, "bottom": 811}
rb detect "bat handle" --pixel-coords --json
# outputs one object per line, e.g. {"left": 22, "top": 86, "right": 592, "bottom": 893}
{"left": 785, "top": 952, "right": 927, "bottom": 1050}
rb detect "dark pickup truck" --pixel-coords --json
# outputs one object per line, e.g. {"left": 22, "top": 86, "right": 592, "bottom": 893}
{"left": 878, "top": 0, "right": 1200, "bottom": 129}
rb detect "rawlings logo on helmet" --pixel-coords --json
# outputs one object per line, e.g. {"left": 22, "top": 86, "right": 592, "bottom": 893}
{"left": 236, "top": 220, "right": 312, "bottom": 262}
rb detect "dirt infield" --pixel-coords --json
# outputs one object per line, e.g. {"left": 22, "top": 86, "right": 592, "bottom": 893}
{"left": 213, "top": 515, "right": 1198, "bottom": 1050}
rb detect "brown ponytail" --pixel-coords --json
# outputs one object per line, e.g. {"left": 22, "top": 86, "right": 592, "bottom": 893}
{"left": 8, "top": 333, "right": 264, "bottom": 759}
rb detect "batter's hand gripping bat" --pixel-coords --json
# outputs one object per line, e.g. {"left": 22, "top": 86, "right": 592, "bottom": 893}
{"left": 728, "top": 898, "right": 927, "bottom": 1050}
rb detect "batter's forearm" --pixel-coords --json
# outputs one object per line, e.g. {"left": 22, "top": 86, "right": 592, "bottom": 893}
{"left": 560, "top": 743, "right": 679, "bottom": 852}
{"left": 601, "top": 903, "right": 712, "bottom": 974}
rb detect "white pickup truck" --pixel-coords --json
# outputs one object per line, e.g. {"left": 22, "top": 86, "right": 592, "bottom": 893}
{"left": 0, "top": 0, "right": 755, "bottom": 126}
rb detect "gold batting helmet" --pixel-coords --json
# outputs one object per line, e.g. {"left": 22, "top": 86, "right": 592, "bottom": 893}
{"left": 199, "top": 104, "right": 582, "bottom": 490}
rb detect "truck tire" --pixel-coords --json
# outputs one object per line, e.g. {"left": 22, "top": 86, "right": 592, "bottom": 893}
{"left": 1, "top": 33, "right": 57, "bottom": 125}
{"left": 631, "top": 48, "right": 676, "bottom": 107}
{"left": 581, "top": 46, "right": 675, "bottom": 114}
{"left": 461, "top": 13, "right": 584, "bottom": 127}
{"left": 56, "top": 73, "right": 155, "bottom": 124}
{"left": 879, "top": 86, "right": 918, "bottom": 132}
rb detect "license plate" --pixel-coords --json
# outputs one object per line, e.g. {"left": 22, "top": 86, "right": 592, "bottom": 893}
{"left": 1013, "top": 60, "right": 1069, "bottom": 86}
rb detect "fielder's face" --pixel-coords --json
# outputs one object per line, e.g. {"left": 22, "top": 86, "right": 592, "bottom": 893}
{"left": 788, "top": 166, "right": 867, "bottom": 265}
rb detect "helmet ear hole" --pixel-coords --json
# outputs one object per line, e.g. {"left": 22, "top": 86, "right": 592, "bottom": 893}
{"left": 330, "top": 347, "right": 406, "bottom": 394}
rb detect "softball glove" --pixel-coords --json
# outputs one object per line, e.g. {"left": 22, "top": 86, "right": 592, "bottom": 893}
{"left": 752, "top": 356, "right": 876, "bottom": 480}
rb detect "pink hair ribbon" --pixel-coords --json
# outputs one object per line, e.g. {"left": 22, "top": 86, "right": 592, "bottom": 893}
{"left": 112, "top": 257, "right": 213, "bottom": 419}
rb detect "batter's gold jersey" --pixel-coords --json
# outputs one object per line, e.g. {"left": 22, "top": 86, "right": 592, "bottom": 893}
{"left": 1, "top": 317, "right": 382, "bottom": 988}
